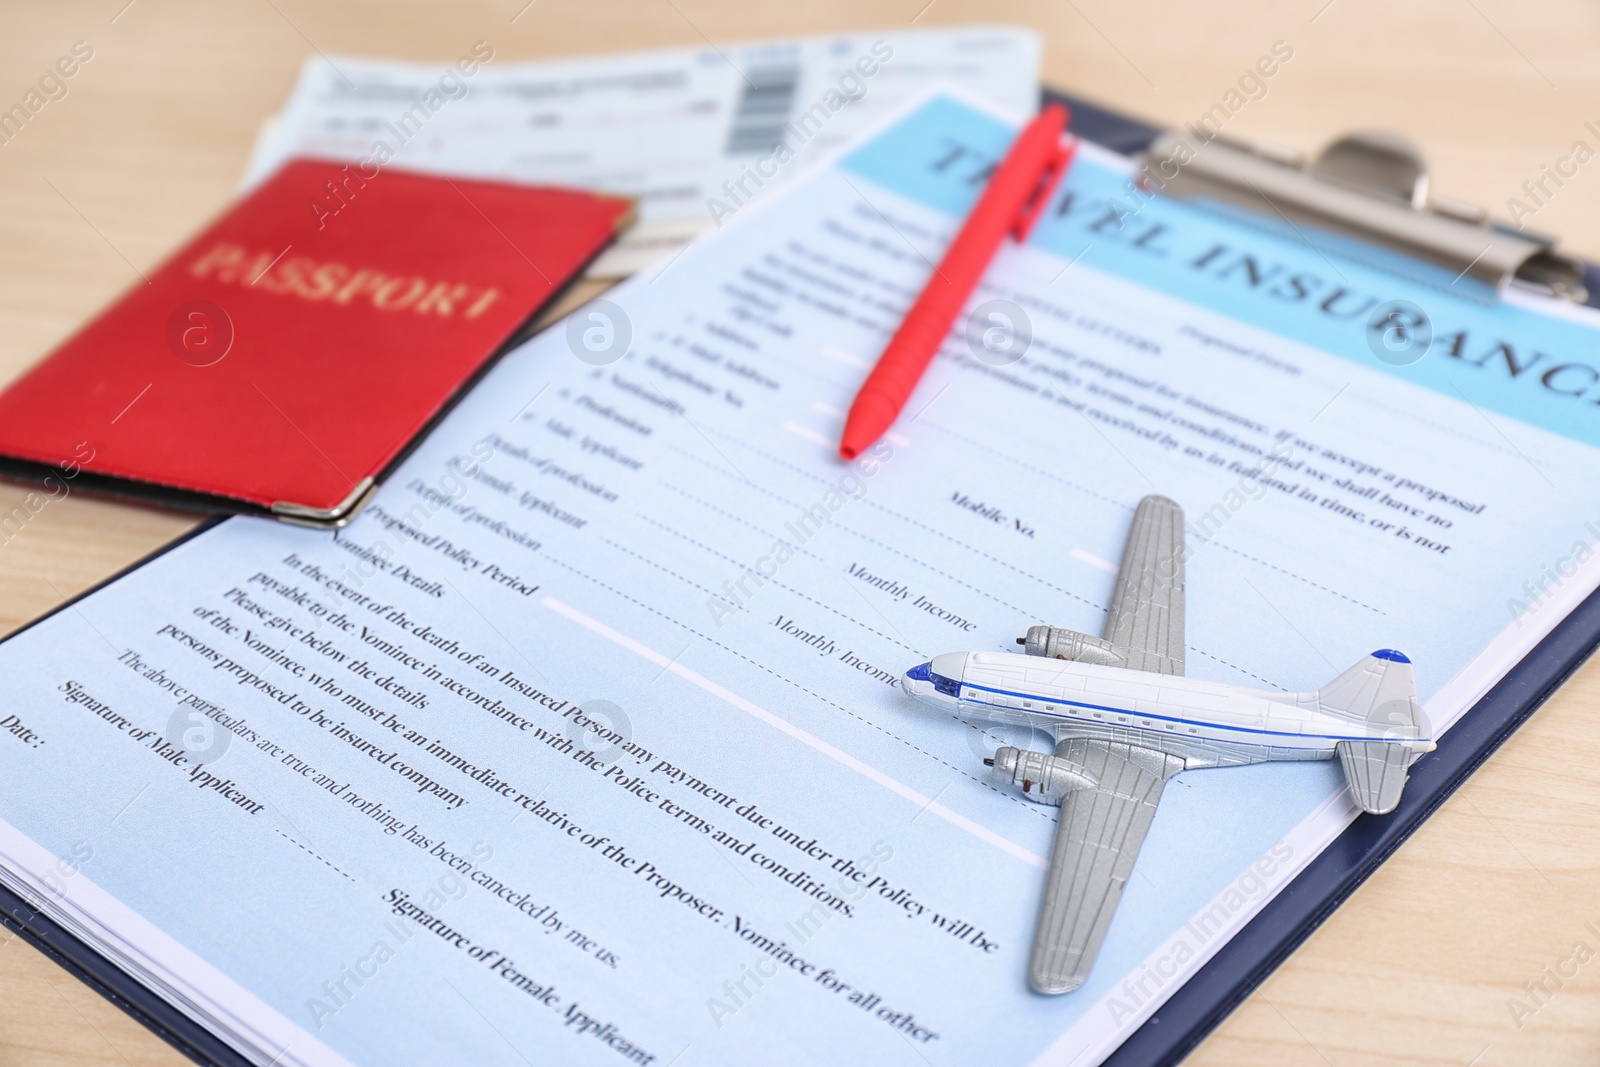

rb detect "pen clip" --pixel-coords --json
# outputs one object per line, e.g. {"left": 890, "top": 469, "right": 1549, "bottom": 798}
{"left": 1012, "top": 141, "right": 1076, "bottom": 243}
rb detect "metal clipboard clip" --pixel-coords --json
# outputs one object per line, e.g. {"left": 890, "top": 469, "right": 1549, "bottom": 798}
{"left": 1143, "top": 129, "right": 1588, "bottom": 303}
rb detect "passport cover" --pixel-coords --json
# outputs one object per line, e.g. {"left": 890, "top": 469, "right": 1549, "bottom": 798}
{"left": 0, "top": 160, "right": 633, "bottom": 525}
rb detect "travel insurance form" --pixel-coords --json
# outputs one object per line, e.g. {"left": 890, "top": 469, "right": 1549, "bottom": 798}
{"left": 6, "top": 90, "right": 1600, "bottom": 1066}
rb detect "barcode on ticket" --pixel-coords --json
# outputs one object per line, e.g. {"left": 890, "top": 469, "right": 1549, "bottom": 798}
{"left": 724, "top": 65, "right": 801, "bottom": 155}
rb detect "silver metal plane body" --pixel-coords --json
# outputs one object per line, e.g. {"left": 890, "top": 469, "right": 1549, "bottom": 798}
{"left": 901, "top": 495, "right": 1434, "bottom": 995}
{"left": 905, "top": 648, "right": 1432, "bottom": 773}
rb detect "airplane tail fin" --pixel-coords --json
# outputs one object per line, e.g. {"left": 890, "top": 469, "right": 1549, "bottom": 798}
{"left": 1315, "top": 650, "right": 1434, "bottom": 815}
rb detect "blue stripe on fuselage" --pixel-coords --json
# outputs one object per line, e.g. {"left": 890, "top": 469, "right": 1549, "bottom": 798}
{"left": 955, "top": 678, "right": 1423, "bottom": 745}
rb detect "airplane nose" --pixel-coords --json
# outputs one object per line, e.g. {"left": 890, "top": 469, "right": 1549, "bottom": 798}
{"left": 905, "top": 653, "right": 969, "bottom": 706}
{"left": 903, "top": 661, "right": 935, "bottom": 698}
{"left": 904, "top": 660, "right": 952, "bottom": 705}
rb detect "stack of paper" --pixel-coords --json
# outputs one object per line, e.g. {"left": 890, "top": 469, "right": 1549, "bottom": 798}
{"left": 245, "top": 28, "right": 1040, "bottom": 276}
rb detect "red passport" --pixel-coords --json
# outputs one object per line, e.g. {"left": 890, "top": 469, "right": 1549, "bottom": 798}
{"left": 0, "top": 160, "right": 632, "bottom": 525}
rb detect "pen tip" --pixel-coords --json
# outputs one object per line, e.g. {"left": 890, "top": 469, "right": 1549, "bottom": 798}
{"left": 838, "top": 443, "right": 859, "bottom": 461}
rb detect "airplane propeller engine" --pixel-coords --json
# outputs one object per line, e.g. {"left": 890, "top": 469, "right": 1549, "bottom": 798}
{"left": 1017, "top": 624, "right": 1126, "bottom": 667}
{"left": 985, "top": 745, "right": 1094, "bottom": 805}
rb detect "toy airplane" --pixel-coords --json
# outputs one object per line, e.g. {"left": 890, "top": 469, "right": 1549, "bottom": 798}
{"left": 902, "top": 495, "right": 1434, "bottom": 995}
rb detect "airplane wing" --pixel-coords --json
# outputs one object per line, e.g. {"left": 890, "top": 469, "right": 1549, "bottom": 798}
{"left": 1030, "top": 738, "right": 1184, "bottom": 994}
{"left": 1102, "top": 495, "right": 1186, "bottom": 675}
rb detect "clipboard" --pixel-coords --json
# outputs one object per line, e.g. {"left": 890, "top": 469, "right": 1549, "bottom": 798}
{"left": 2, "top": 86, "right": 1599, "bottom": 1067}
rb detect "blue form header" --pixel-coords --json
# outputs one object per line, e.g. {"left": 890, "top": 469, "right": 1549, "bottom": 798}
{"left": 842, "top": 95, "right": 1600, "bottom": 451}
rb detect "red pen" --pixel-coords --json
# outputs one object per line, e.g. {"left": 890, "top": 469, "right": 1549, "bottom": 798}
{"left": 838, "top": 103, "right": 1074, "bottom": 460}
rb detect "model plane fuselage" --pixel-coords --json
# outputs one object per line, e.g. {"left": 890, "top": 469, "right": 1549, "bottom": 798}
{"left": 906, "top": 649, "right": 1434, "bottom": 775}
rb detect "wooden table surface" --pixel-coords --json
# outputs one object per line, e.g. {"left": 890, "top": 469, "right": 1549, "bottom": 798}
{"left": 3, "top": 1, "right": 1599, "bottom": 1063}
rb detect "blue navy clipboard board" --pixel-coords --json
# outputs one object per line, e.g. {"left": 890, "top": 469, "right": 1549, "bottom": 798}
{"left": 3, "top": 89, "right": 1600, "bottom": 1067}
